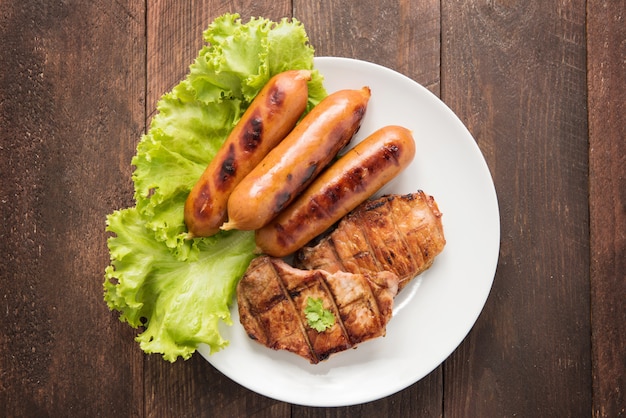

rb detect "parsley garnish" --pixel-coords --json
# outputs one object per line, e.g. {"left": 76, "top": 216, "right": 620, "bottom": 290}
{"left": 304, "top": 297, "right": 336, "bottom": 332}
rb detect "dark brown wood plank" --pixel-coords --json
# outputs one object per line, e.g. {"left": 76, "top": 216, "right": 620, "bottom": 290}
{"left": 294, "top": 0, "right": 443, "bottom": 415}
{"left": 587, "top": 1, "right": 626, "bottom": 417}
{"left": 144, "top": 355, "right": 290, "bottom": 417}
{"left": 0, "top": 1, "right": 146, "bottom": 417}
{"left": 143, "top": 3, "right": 293, "bottom": 417}
{"left": 295, "top": 0, "right": 441, "bottom": 95}
{"left": 441, "top": 1, "right": 591, "bottom": 416}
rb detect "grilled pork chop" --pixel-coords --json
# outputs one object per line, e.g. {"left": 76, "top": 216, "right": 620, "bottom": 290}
{"left": 294, "top": 191, "right": 445, "bottom": 291}
{"left": 237, "top": 256, "right": 399, "bottom": 364}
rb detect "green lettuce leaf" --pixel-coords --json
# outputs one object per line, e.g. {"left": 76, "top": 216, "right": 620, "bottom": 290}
{"left": 105, "top": 208, "right": 256, "bottom": 361}
{"left": 104, "top": 13, "right": 327, "bottom": 361}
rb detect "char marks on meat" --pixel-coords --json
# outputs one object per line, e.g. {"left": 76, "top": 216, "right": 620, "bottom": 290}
{"left": 237, "top": 256, "right": 399, "bottom": 364}
{"left": 294, "top": 191, "right": 445, "bottom": 291}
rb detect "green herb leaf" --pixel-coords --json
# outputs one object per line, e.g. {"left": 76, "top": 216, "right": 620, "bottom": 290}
{"left": 304, "top": 297, "right": 336, "bottom": 332}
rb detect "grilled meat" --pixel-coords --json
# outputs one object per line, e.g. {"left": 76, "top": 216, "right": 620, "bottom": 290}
{"left": 294, "top": 191, "right": 445, "bottom": 291}
{"left": 237, "top": 255, "right": 399, "bottom": 364}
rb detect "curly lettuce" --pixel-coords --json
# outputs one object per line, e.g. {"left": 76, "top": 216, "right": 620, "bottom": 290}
{"left": 104, "top": 13, "right": 327, "bottom": 361}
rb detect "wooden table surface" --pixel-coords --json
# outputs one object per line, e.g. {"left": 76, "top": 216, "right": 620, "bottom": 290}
{"left": 1, "top": 1, "right": 624, "bottom": 417}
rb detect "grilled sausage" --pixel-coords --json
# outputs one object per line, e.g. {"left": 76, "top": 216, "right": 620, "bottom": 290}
{"left": 184, "top": 70, "right": 311, "bottom": 237}
{"left": 221, "top": 87, "right": 371, "bottom": 232}
{"left": 255, "top": 125, "right": 415, "bottom": 257}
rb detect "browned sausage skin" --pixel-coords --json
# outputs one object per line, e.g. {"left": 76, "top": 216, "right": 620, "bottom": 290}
{"left": 184, "top": 70, "right": 311, "bottom": 238}
{"left": 255, "top": 125, "right": 416, "bottom": 257}
{"left": 221, "top": 87, "right": 372, "bottom": 232}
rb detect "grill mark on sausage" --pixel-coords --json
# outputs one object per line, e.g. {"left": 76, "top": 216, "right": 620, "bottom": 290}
{"left": 329, "top": 121, "right": 358, "bottom": 150}
{"left": 290, "top": 143, "right": 405, "bottom": 227}
{"left": 310, "top": 143, "right": 404, "bottom": 213}
{"left": 192, "top": 183, "right": 214, "bottom": 219}
{"left": 301, "top": 163, "right": 318, "bottom": 185}
{"left": 271, "top": 162, "right": 319, "bottom": 215}
{"left": 273, "top": 191, "right": 292, "bottom": 213}
{"left": 267, "top": 84, "right": 285, "bottom": 107}
{"left": 241, "top": 112, "right": 263, "bottom": 152}
{"left": 215, "top": 143, "right": 237, "bottom": 191}
{"left": 272, "top": 199, "right": 328, "bottom": 249}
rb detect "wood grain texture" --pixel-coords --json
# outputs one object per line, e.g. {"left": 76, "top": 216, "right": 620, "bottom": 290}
{"left": 144, "top": 355, "right": 290, "bottom": 418}
{"left": 294, "top": 0, "right": 441, "bottom": 95}
{"left": 441, "top": 1, "right": 591, "bottom": 416}
{"left": 587, "top": 1, "right": 626, "bottom": 417}
{"left": 0, "top": 1, "right": 146, "bottom": 417}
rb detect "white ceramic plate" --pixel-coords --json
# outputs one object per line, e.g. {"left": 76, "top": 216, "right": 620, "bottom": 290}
{"left": 198, "top": 57, "right": 500, "bottom": 407}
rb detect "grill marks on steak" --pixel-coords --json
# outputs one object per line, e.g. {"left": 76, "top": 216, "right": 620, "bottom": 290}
{"left": 294, "top": 191, "right": 445, "bottom": 290}
{"left": 237, "top": 256, "right": 399, "bottom": 364}
{"left": 238, "top": 191, "right": 445, "bottom": 363}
